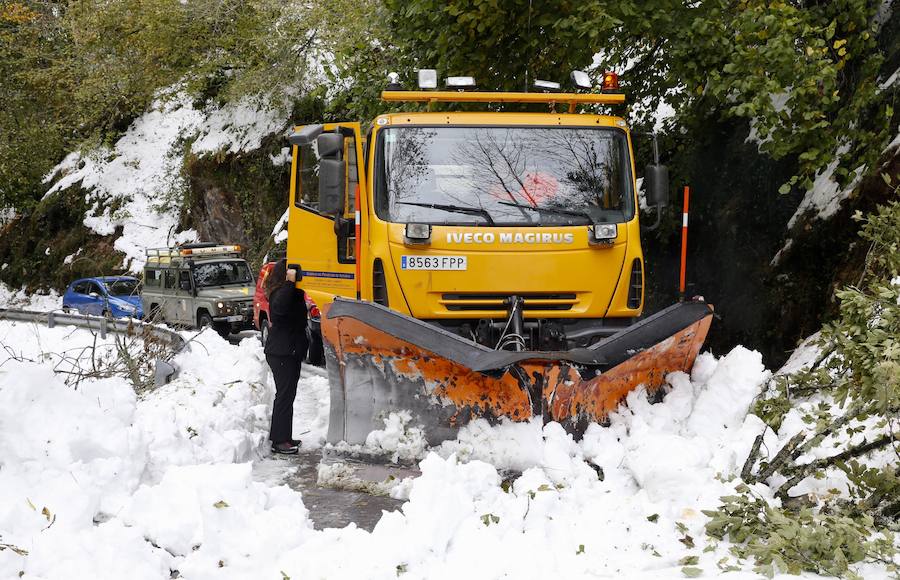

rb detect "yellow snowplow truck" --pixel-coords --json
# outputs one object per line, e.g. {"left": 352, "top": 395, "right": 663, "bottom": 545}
{"left": 286, "top": 71, "right": 713, "bottom": 446}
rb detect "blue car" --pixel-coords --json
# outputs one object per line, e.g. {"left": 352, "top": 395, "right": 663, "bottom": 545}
{"left": 62, "top": 276, "right": 144, "bottom": 319}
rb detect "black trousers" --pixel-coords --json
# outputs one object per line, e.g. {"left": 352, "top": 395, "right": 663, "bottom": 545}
{"left": 266, "top": 354, "right": 302, "bottom": 443}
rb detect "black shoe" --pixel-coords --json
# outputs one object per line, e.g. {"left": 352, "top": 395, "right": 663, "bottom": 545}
{"left": 291, "top": 439, "right": 303, "bottom": 447}
{"left": 271, "top": 441, "right": 299, "bottom": 455}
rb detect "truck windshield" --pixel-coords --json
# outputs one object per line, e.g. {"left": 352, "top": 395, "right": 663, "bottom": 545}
{"left": 105, "top": 279, "right": 139, "bottom": 296}
{"left": 376, "top": 126, "right": 633, "bottom": 226}
{"left": 193, "top": 261, "right": 252, "bottom": 288}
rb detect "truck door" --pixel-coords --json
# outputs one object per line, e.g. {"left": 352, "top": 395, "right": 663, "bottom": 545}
{"left": 178, "top": 270, "right": 192, "bottom": 325}
{"left": 86, "top": 281, "right": 106, "bottom": 316}
{"left": 162, "top": 269, "right": 179, "bottom": 323}
{"left": 286, "top": 122, "right": 367, "bottom": 308}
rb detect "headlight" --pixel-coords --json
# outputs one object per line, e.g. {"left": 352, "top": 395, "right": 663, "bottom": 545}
{"left": 405, "top": 223, "right": 432, "bottom": 243}
{"left": 120, "top": 303, "right": 137, "bottom": 313}
{"left": 592, "top": 223, "right": 618, "bottom": 241}
{"left": 217, "top": 301, "right": 225, "bottom": 309}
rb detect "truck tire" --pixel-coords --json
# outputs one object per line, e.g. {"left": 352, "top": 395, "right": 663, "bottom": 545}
{"left": 306, "top": 327, "right": 325, "bottom": 367}
{"left": 259, "top": 317, "right": 270, "bottom": 347}
{"left": 198, "top": 311, "right": 214, "bottom": 329}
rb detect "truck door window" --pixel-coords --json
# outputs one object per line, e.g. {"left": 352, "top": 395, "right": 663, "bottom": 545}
{"left": 337, "top": 136, "right": 357, "bottom": 264}
{"left": 179, "top": 270, "right": 191, "bottom": 291}
{"left": 295, "top": 143, "right": 320, "bottom": 209}
{"left": 164, "top": 270, "right": 176, "bottom": 289}
{"left": 145, "top": 269, "right": 161, "bottom": 288}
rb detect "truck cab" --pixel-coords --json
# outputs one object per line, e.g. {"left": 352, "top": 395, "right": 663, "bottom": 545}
{"left": 286, "top": 79, "right": 668, "bottom": 350}
{"left": 141, "top": 243, "right": 255, "bottom": 334}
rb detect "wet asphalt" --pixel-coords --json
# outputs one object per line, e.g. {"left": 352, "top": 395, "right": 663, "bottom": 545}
{"left": 263, "top": 450, "right": 404, "bottom": 532}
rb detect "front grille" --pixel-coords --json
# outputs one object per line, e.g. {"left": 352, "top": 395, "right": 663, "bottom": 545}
{"left": 373, "top": 259, "right": 389, "bottom": 306}
{"left": 222, "top": 300, "right": 253, "bottom": 316}
{"left": 627, "top": 259, "right": 643, "bottom": 309}
{"left": 440, "top": 293, "right": 577, "bottom": 312}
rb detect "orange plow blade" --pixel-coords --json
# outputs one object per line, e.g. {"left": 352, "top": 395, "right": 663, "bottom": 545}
{"left": 321, "top": 299, "right": 713, "bottom": 445}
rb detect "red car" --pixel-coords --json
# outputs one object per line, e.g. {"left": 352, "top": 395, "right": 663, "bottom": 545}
{"left": 253, "top": 262, "right": 324, "bottom": 365}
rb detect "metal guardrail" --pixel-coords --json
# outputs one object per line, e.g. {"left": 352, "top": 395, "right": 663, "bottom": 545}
{"left": 0, "top": 308, "right": 188, "bottom": 385}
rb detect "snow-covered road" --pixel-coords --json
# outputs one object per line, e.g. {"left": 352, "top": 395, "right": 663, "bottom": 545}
{"left": 0, "top": 319, "right": 895, "bottom": 579}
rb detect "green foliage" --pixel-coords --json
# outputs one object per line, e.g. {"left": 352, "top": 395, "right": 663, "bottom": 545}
{"left": 0, "top": 0, "right": 336, "bottom": 210}
{"left": 377, "top": 0, "right": 895, "bottom": 191}
{"left": 383, "top": 0, "right": 615, "bottom": 93}
{"left": 726, "top": 199, "right": 900, "bottom": 575}
{"left": 704, "top": 489, "right": 897, "bottom": 578}
{"left": 773, "top": 200, "right": 900, "bottom": 422}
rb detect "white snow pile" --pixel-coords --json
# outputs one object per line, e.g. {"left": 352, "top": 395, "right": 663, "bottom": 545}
{"left": 0, "top": 283, "right": 62, "bottom": 311}
{"left": 41, "top": 88, "right": 290, "bottom": 272}
{"left": 786, "top": 143, "right": 865, "bottom": 230}
{"left": 2, "top": 320, "right": 897, "bottom": 579}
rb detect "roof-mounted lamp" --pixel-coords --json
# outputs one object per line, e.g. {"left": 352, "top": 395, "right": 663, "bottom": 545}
{"left": 533, "top": 79, "right": 561, "bottom": 93}
{"left": 386, "top": 71, "right": 402, "bottom": 91}
{"left": 445, "top": 76, "right": 476, "bottom": 90}
{"left": 417, "top": 69, "right": 438, "bottom": 89}
{"left": 601, "top": 71, "right": 620, "bottom": 93}
{"left": 571, "top": 70, "right": 592, "bottom": 90}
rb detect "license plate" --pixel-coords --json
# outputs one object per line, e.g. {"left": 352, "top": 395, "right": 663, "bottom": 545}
{"left": 401, "top": 256, "right": 467, "bottom": 270}
{"left": 225, "top": 315, "right": 244, "bottom": 322}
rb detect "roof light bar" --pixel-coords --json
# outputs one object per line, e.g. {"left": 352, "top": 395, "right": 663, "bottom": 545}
{"left": 180, "top": 245, "right": 242, "bottom": 256}
{"left": 381, "top": 90, "right": 625, "bottom": 107}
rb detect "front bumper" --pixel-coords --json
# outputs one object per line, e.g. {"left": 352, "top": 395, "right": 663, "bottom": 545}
{"left": 213, "top": 301, "right": 254, "bottom": 326}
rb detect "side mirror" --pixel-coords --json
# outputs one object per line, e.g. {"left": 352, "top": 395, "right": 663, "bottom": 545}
{"left": 315, "top": 132, "right": 346, "bottom": 216}
{"left": 644, "top": 164, "right": 669, "bottom": 207}
{"left": 319, "top": 158, "right": 346, "bottom": 215}
{"left": 288, "top": 124, "right": 324, "bottom": 146}
{"left": 89, "top": 292, "right": 100, "bottom": 298}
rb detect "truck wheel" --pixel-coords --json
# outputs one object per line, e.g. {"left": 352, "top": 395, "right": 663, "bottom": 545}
{"left": 259, "top": 318, "right": 270, "bottom": 347}
{"left": 198, "top": 311, "right": 214, "bottom": 329}
{"left": 306, "top": 327, "right": 325, "bottom": 367}
{"left": 149, "top": 304, "right": 162, "bottom": 323}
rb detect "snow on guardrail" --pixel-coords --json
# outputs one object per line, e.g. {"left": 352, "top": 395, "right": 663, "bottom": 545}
{"left": 0, "top": 308, "right": 186, "bottom": 385}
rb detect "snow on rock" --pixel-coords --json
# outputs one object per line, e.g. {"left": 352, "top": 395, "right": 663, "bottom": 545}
{"left": 270, "top": 208, "right": 290, "bottom": 246}
{"left": 191, "top": 97, "right": 288, "bottom": 156}
{"left": 42, "top": 88, "right": 288, "bottom": 272}
{"left": 787, "top": 146, "right": 865, "bottom": 230}
{"left": 0, "top": 283, "right": 62, "bottom": 311}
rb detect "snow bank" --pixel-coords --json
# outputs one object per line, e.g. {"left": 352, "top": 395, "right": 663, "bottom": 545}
{"left": 0, "top": 322, "right": 294, "bottom": 579}
{"left": 0, "top": 283, "right": 62, "bottom": 311}
{"left": 2, "top": 319, "right": 896, "bottom": 579}
{"left": 42, "top": 88, "right": 289, "bottom": 272}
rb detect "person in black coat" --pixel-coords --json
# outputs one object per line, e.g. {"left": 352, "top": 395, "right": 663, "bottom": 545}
{"left": 264, "top": 259, "right": 309, "bottom": 455}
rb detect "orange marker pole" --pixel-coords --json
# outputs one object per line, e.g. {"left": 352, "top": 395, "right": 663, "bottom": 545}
{"left": 354, "top": 185, "right": 361, "bottom": 300}
{"left": 679, "top": 186, "right": 690, "bottom": 301}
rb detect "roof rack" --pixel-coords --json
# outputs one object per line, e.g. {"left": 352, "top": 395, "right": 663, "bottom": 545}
{"left": 145, "top": 244, "right": 243, "bottom": 266}
{"left": 381, "top": 90, "right": 625, "bottom": 112}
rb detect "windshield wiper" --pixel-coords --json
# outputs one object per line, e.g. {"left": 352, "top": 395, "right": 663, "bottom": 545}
{"left": 397, "top": 201, "right": 495, "bottom": 225}
{"left": 497, "top": 200, "right": 594, "bottom": 223}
